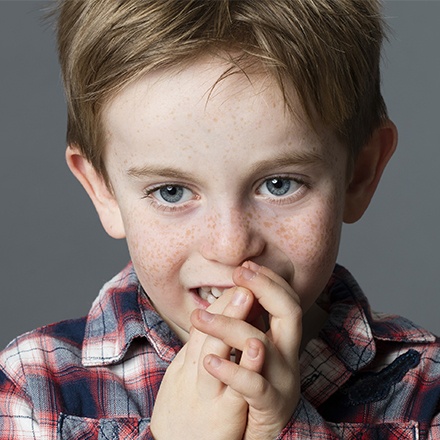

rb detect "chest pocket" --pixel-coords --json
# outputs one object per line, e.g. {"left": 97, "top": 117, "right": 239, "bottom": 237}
{"left": 57, "top": 414, "right": 152, "bottom": 439}
{"left": 329, "top": 421, "right": 419, "bottom": 439}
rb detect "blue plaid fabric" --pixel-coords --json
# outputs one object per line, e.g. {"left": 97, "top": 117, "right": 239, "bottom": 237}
{"left": 1, "top": 263, "right": 439, "bottom": 439}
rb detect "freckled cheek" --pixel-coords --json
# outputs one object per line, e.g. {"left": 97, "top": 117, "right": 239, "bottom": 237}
{"left": 275, "top": 210, "right": 342, "bottom": 268}
{"left": 123, "top": 216, "right": 197, "bottom": 287}
{"left": 269, "top": 208, "right": 342, "bottom": 312}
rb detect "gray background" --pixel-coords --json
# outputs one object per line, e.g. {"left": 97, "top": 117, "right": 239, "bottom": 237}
{"left": 0, "top": 1, "right": 439, "bottom": 350}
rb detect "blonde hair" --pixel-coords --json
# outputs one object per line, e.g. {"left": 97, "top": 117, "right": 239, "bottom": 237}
{"left": 53, "top": 0, "right": 388, "bottom": 180}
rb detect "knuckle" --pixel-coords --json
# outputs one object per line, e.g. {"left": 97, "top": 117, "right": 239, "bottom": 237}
{"left": 289, "top": 301, "right": 303, "bottom": 321}
{"left": 248, "top": 374, "right": 268, "bottom": 396}
{"left": 261, "top": 273, "right": 278, "bottom": 290}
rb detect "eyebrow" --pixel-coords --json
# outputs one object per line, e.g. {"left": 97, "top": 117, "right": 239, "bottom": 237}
{"left": 127, "top": 150, "right": 324, "bottom": 181}
{"left": 127, "top": 165, "right": 199, "bottom": 181}
{"left": 248, "top": 150, "right": 324, "bottom": 176}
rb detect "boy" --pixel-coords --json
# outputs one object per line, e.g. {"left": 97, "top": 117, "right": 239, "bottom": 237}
{"left": 1, "top": 0, "right": 439, "bottom": 438}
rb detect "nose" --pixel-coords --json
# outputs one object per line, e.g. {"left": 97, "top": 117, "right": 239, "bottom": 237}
{"left": 200, "top": 205, "right": 265, "bottom": 266}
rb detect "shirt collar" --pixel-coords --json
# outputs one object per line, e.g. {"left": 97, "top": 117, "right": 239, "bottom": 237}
{"left": 318, "top": 264, "right": 435, "bottom": 372}
{"left": 82, "top": 263, "right": 435, "bottom": 370}
{"left": 82, "top": 262, "right": 182, "bottom": 367}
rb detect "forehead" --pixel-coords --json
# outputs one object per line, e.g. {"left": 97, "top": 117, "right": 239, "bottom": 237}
{"left": 104, "top": 57, "right": 294, "bottom": 127}
{"left": 102, "top": 56, "right": 345, "bottom": 168}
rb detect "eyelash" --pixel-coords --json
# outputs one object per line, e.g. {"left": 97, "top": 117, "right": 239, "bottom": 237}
{"left": 142, "top": 175, "right": 310, "bottom": 212}
{"left": 255, "top": 175, "right": 310, "bottom": 205}
{"left": 141, "top": 184, "right": 197, "bottom": 213}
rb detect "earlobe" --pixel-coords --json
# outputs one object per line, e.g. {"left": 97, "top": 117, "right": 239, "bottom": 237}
{"left": 65, "top": 146, "right": 126, "bottom": 239}
{"left": 343, "top": 120, "right": 398, "bottom": 224}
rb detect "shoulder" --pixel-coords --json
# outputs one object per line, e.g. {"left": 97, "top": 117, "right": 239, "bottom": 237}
{"left": 370, "top": 309, "right": 439, "bottom": 344}
{"left": 362, "top": 293, "right": 440, "bottom": 373}
{"left": 0, "top": 317, "right": 87, "bottom": 386}
{"left": 0, "top": 263, "right": 139, "bottom": 380}
{"left": 324, "top": 264, "right": 440, "bottom": 368}
{"left": 370, "top": 310, "right": 440, "bottom": 376}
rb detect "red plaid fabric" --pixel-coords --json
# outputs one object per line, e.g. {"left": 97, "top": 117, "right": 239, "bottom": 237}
{"left": 1, "top": 263, "right": 439, "bottom": 439}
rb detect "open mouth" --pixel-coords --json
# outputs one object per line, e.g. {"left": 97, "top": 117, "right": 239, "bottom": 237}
{"left": 196, "top": 286, "right": 227, "bottom": 304}
{"left": 195, "top": 285, "right": 267, "bottom": 328}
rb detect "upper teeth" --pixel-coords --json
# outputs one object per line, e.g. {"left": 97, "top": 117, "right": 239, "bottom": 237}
{"left": 198, "top": 287, "right": 225, "bottom": 304}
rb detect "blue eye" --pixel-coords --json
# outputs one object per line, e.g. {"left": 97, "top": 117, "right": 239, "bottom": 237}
{"left": 256, "top": 176, "right": 306, "bottom": 201}
{"left": 158, "top": 185, "right": 185, "bottom": 203}
{"left": 264, "top": 178, "right": 292, "bottom": 196}
{"left": 145, "top": 184, "right": 194, "bottom": 205}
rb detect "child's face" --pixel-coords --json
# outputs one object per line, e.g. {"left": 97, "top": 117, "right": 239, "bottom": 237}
{"left": 100, "top": 58, "right": 350, "bottom": 342}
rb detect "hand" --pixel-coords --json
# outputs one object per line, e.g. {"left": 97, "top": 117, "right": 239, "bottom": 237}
{"left": 150, "top": 286, "right": 258, "bottom": 440}
{"left": 192, "top": 261, "right": 302, "bottom": 440}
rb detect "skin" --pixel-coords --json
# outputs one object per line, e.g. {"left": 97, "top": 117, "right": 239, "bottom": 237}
{"left": 66, "top": 56, "right": 397, "bottom": 439}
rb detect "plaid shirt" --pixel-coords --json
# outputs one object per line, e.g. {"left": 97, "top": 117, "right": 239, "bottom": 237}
{"left": 1, "top": 263, "right": 439, "bottom": 439}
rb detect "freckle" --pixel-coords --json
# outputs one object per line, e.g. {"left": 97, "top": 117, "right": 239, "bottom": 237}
{"left": 276, "top": 225, "right": 287, "bottom": 236}
{"left": 263, "top": 221, "right": 272, "bottom": 228}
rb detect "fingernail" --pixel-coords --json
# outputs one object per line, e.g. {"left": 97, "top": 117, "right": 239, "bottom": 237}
{"left": 245, "top": 261, "right": 261, "bottom": 273}
{"left": 232, "top": 289, "right": 247, "bottom": 306}
{"left": 247, "top": 342, "right": 260, "bottom": 360}
{"left": 240, "top": 267, "right": 256, "bottom": 281}
{"left": 199, "top": 309, "right": 214, "bottom": 322}
{"left": 207, "top": 355, "right": 222, "bottom": 369}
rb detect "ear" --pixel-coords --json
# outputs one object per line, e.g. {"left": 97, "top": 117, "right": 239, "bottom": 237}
{"left": 344, "top": 120, "right": 398, "bottom": 224}
{"left": 65, "top": 145, "right": 126, "bottom": 239}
